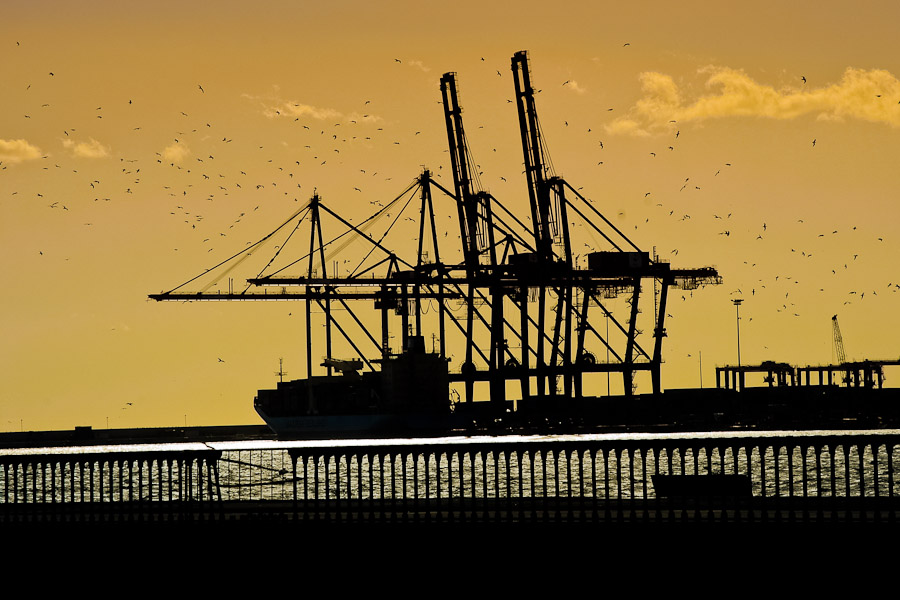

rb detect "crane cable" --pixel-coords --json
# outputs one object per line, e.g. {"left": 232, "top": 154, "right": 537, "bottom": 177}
{"left": 161, "top": 204, "right": 310, "bottom": 294}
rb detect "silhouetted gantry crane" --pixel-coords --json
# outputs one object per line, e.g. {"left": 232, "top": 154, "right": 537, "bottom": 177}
{"left": 150, "top": 51, "right": 722, "bottom": 412}
{"left": 832, "top": 314, "right": 847, "bottom": 365}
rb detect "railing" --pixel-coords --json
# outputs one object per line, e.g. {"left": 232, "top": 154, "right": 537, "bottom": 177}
{"left": 2, "top": 431, "right": 898, "bottom": 524}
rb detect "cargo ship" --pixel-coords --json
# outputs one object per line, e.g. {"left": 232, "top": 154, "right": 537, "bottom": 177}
{"left": 253, "top": 349, "right": 900, "bottom": 438}
{"left": 253, "top": 337, "right": 469, "bottom": 437}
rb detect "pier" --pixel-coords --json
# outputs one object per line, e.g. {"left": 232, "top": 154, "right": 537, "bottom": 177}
{"left": 2, "top": 430, "right": 899, "bottom": 527}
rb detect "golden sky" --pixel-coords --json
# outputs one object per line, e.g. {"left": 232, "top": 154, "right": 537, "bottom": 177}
{"left": 3, "top": 0, "right": 900, "bottom": 431}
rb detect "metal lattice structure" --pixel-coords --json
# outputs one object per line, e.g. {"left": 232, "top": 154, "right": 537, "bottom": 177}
{"left": 833, "top": 315, "right": 847, "bottom": 365}
{"left": 150, "top": 51, "right": 722, "bottom": 413}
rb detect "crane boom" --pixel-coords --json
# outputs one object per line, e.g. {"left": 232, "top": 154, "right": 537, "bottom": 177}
{"left": 439, "top": 72, "right": 497, "bottom": 271}
{"left": 833, "top": 315, "right": 847, "bottom": 364}
{"left": 440, "top": 71, "right": 504, "bottom": 404}
{"left": 511, "top": 50, "right": 556, "bottom": 262}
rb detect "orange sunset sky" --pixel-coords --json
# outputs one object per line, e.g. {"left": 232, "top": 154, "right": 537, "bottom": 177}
{"left": 2, "top": 0, "right": 900, "bottom": 432}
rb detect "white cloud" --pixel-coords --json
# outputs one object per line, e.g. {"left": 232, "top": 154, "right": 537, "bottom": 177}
{"left": 603, "top": 118, "right": 651, "bottom": 137}
{"left": 344, "top": 111, "right": 382, "bottom": 125}
{"left": 607, "top": 67, "right": 900, "bottom": 136}
{"left": 162, "top": 142, "right": 190, "bottom": 163}
{"left": 264, "top": 102, "right": 341, "bottom": 120}
{"left": 244, "top": 91, "right": 381, "bottom": 124}
{"left": 0, "top": 138, "right": 42, "bottom": 163}
{"left": 563, "top": 80, "right": 587, "bottom": 94}
{"left": 407, "top": 60, "right": 430, "bottom": 73}
{"left": 63, "top": 137, "right": 109, "bottom": 158}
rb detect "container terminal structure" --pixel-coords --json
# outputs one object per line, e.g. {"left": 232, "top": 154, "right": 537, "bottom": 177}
{"left": 149, "top": 51, "right": 727, "bottom": 434}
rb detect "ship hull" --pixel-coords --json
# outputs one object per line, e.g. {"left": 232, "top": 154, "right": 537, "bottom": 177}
{"left": 255, "top": 408, "right": 469, "bottom": 439}
{"left": 256, "top": 371, "right": 900, "bottom": 438}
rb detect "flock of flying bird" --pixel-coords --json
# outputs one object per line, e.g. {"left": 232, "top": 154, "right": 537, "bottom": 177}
{"left": 6, "top": 46, "right": 897, "bottom": 370}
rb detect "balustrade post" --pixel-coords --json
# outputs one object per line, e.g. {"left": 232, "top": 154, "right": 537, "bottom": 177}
{"left": 888, "top": 443, "right": 896, "bottom": 520}
{"left": 445, "top": 452, "right": 452, "bottom": 522}
{"left": 591, "top": 448, "right": 599, "bottom": 517}
{"left": 291, "top": 453, "right": 298, "bottom": 515}
{"left": 843, "top": 444, "right": 851, "bottom": 500}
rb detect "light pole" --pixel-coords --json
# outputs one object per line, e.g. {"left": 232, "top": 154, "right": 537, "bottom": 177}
{"left": 733, "top": 299, "right": 743, "bottom": 368}
{"left": 606, "top": 312, "right": 610, "bottom": 397}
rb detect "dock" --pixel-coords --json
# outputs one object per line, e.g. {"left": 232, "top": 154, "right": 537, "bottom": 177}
{"left": 0, "top": 424, "right": 273, "bottom": 449}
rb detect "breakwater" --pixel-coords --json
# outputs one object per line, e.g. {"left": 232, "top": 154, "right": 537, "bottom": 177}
{"left": 2, "top": 430, "right": 899, "bottom": 525}
{"left": 0, "top": 424, "right": 273, "bottom": 449}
